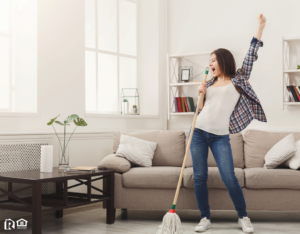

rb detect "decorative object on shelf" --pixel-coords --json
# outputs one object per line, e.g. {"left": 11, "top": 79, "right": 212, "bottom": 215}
{"left": 178, "top": 66, "right": 193, "bottom": 83}
{"left": 132, "top": 104, "right": 138, "bottom": 113}
{"left": 40, "top": 145, "right": 53, "bottom": 173}
{"left": 47, "top": 114, "right": 88, "bottom": 169}
{"left": 121, "top": 88, "right": 140, "bottom": 115}
{"left": 297, "top": 64, "right": 300, "bottom": 69}
{"left": 122, "top": 99, "right": 129, "bottom": 114}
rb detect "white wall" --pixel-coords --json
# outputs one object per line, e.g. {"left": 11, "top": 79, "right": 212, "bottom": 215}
{"left": 167, "top": 0, "right": 300, "bottom": 132}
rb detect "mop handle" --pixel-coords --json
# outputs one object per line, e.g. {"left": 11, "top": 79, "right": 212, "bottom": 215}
{"left": 172, "top": 67, "right": 209, "bottom": 208}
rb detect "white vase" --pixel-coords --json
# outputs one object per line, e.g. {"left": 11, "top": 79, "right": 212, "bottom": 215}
{"left": 132, "top": 107, "right": 137, "bottom": 113}
{"left": 123, "top": 102, "right": 129, "bottom": 114}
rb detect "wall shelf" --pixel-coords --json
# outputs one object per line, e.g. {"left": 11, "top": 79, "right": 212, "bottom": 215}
{"left": 282, "top": 36, "right": 300, "bottom": 109}
{"left": 167, "top": 52, "right": 213, "bottom": 120}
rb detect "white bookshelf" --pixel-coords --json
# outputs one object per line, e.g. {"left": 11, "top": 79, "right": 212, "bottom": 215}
{"left": 167, "top": 52, "right": 213, "bottom": 120}
{"left": 282, "top": 36, "right": 300, "bottom": 109}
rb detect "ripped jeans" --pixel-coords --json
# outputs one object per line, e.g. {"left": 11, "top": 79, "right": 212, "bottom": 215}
{"left": 188, "top": 127, "right": 247, "bottom": 219}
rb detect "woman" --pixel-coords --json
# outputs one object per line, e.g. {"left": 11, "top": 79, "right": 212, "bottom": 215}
{"left": 189, "top": 13, "right": 267, "bottom": 233}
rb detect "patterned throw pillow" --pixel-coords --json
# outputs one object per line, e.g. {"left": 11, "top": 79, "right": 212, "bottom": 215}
{"left": 116, "top": 134, "right": 158, "bottom": 167}
{"left": 283, "top": 140, "right": 300, "bottom": 170}
{"left": 263, "top": 133, "right": 297, "bottom": 169}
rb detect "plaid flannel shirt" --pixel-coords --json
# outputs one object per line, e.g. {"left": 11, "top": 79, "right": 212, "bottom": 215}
{"left": 194, "top": 37, "right": 267, "bottom": 134}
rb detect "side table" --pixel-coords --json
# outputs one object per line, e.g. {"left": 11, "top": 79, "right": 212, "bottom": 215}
{"left": 0, "top": 167, "right": 115, "bottom": 234}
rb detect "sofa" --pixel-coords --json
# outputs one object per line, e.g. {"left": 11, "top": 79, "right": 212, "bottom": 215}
{"left": 99, "top": 129, "right": 300, "bottom": 215}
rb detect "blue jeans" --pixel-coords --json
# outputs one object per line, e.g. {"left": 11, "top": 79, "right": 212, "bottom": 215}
{"left": 188, "top": 127, "right": 247, "bottom": 219}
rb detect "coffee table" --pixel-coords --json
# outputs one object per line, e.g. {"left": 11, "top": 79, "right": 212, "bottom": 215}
{"left": 0, "top": 167, "right": 115, "bottom": 234}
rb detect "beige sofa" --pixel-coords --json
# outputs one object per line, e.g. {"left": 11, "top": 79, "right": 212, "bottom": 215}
{"left": 100, "top": 129, "right": 300, "bottom": 215}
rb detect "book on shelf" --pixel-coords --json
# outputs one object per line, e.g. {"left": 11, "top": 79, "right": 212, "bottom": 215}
{"left": 173, "top": 97, "right": 195, "bottom": 113}
{"left": 287, "top": 86, "right": 295, "bottom": 102}
{"left": 287, "top": 85, "right": 300, "bottom": 102}
{"left": 181, "top": 97, "right": 186, "bottom": 112}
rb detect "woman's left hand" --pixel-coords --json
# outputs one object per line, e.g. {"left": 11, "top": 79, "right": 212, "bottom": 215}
{"left": 257, "top": 13, "right": 266, "bottom": 28}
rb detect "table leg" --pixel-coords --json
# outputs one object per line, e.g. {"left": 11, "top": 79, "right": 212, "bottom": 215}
{"left": 106, "top": 172, "right": 115, "bottom": 224}
{"left": 32, "top": 182, "right": 42, "bottom": 234}
{"left": 55, "top": 182, "right": 64, "bottom": 218}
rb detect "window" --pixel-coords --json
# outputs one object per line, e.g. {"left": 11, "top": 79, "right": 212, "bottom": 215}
{"left": 85, "top": 0, "right": 137, "bottom": 114}
{"left": 0, "top": 0, "right": 37, "bottom": 113}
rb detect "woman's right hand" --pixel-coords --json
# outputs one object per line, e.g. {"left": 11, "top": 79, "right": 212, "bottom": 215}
{"left": 197, "top": 82, "right": 207, "bottom": 95}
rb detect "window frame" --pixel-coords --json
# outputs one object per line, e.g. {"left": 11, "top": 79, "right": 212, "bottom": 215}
{"left": 85, "top": 0, "right": 139, "bottom": 115}
{"left": 0, "top": 0, "right": 39, "bottom": 116}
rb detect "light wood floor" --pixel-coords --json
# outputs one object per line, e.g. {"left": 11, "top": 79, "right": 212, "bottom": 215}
{"left": 1, "top": 203, "right": 300, "bottom": 233}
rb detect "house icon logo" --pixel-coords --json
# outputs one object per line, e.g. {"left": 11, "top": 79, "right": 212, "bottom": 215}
{"left": 4, "top": 219, "right": 15, "bottom": 230}
{"left": 16, "top": 218, "right": 28, "bottom": 229}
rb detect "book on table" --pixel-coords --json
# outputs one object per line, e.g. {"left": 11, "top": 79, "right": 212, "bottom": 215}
{"left": 64, "top": 166, "right": 97, "bottom": 173}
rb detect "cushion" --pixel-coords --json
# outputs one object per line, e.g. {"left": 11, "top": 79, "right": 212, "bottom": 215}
{"left": 244, "top": 129, "right": 300, "bottom": 168}
{"left": 122, "top": 166, "right": 183, "bottom": 189}
{"left": 113, "top": 130, "right": 186, "bottom": 166}
{"left": 263, "top": 133, "right": 296, "bottom": 169}
{"left": 182, "top": 167, "right": 244, "bottom": 189}
{"left": 116, "top": 134, "right": 157, "bottom": 167}
{"left": 244, "top": 167, "right": 300, "bottom": 189}
{"left": 283, "top": 140, "right": 300, "bottom": 170}
{"left": 98, "top": 154, "right": 131, "bottom": 173}
{"left": 184, "top": 130, "right": 244, "bottom": 168}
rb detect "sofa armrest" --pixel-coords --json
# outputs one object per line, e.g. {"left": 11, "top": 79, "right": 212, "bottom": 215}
{"left": 98, "top": 154, "right": 132, "bottom": 173}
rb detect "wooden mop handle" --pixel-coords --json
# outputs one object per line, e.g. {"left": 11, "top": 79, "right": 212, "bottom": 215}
{"left": 172, "top": 67, "right": 209, "bottom": 208}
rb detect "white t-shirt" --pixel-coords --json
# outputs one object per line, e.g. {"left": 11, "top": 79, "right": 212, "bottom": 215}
{"left": 195, "top": 82, "right": 240, "bottom": 135}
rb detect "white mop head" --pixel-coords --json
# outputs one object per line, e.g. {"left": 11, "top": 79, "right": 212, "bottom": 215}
{"left": 156, "top": 212, "right": 184, "bottom": 234}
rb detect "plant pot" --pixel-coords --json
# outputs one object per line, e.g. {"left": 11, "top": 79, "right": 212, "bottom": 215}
{"left": 132, "top": 107, "right": 137, "bottom": 113}
{"left": 122, "top": 102, "right": 129, "bottom": 114}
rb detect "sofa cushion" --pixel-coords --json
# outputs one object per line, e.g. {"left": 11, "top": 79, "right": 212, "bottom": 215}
{"left": 98, "top": 154, "right": 131, "bottom": 173}
{"left": 244, "top": 167, "right": 300, "bottom": 189}
{"left": 113, "top": 130, "right": 186, "bottom": 167}
{"left": 122, "top": 166, "right": 183, "bottom": 189}
{"left": 116, "top": 134, "right": 158, "bottom": 167}
{"left": 182, "top": 167, "right": 244, "bottom": 189}
{"left": 184, "top": 131, "right": 244, "bottom": 168}
{"left": 263, "top": 133, "right": 296, "bottom": 169}
{"left": 244, "top": 129, "right": 300, "bottom": 168}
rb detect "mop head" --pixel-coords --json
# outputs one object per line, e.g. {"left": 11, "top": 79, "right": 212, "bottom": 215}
{"left": 156, "top": 209, "right": 184, "bottom": 234}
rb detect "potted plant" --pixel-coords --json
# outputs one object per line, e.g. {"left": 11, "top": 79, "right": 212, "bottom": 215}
{"left": 122, "top": 99, "right": 129, "bottom": 114}
{"left": 132, "top": 104, "right": 137, "bottom": 113}
{"left": 47, "top": 114, "right": 87, "bottom": 169}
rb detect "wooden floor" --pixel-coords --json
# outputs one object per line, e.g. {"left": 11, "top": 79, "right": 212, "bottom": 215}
{"left": 1, "top": 203, "right": 300, "bottom": 233}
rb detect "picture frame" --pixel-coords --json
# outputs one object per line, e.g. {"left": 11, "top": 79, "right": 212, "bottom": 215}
{"left": 178, "top": 66, "right": 193, "bottom": 83}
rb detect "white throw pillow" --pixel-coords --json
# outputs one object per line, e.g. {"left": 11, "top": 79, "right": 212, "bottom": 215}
{"left": 283, "top": 140, "right": 300, "bottom": 170}
{"left": 116, "top": 134, "right": 158, "bottom": 167}
{"left": 263, "top": 133, "right": 297, "bottom": 169}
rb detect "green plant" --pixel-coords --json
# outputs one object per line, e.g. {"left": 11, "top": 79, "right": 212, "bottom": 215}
{"left": 297, "top": 64, "right": 300, "bottom": 69}
{"left": 123, "top": 99, "right": 128, "bottom": 102}
{"left": 47, "top": 114, "right": 87, "bottom": 165}
{"left": 133, "top": 105, "right": 137, "bottom": 108}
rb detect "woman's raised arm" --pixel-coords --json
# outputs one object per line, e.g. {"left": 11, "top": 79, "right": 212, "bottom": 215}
{"left": 239, "top": 14, "right": 266, "bottom": 80}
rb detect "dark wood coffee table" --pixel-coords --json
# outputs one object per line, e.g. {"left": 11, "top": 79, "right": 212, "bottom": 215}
{"left": 0, "top": 167, "right": 115, "bottom": 234}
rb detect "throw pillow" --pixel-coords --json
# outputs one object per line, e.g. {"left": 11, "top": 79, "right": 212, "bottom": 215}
{"left": 98, "top": 154, "right": 131, "bottom": 173}
{"left": 283, "top": 140, "right": 300, "bottom": 170}
{"left": 116, "top": 134, "right": 157, "bottom": 167}
{"left": 263, "top": 133, "right": 297, "bottom": 169}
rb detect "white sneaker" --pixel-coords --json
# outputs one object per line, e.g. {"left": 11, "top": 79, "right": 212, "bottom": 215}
{"left": 238, "top": 216, "right": 255, "bottom": 233}
{"left": 194, "top": 217, "right": 211, "bottom": 232}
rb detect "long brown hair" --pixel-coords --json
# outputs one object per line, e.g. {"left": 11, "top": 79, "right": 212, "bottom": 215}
{"left": 211, "top": 48, "right": 244, "bottom": 77}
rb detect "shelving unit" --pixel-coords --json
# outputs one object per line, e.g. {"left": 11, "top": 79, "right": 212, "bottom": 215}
{"left": 167, "top": 52, "right": 213, "bottom": 120}
{"left": 282, "top": 36, "right": 300, "bottom": 109}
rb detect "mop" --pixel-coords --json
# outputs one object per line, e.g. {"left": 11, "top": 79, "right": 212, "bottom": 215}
{"left": 156, "top": 67, "right": 210, "bottom": 234}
